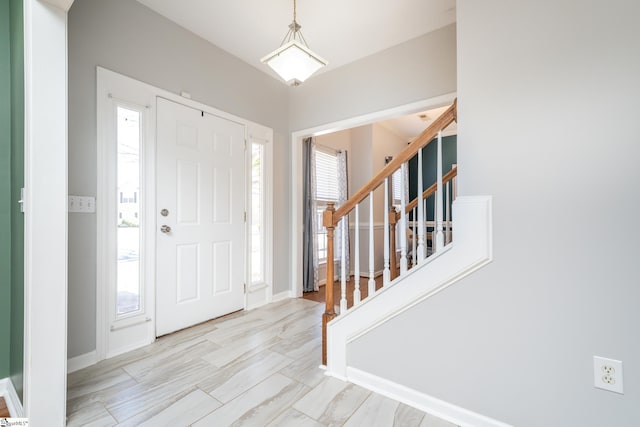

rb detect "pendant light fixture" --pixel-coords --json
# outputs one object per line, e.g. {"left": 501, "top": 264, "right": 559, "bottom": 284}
{"left": 261, "top": 0, "right": 327, "bottom": 86}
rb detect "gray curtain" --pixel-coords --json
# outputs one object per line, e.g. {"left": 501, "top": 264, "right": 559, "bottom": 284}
{"left": 302, "top": 137, "right": 319, "bottom": 292}
{"left": 336, "top": 150, "right": 350, "bottom": 278}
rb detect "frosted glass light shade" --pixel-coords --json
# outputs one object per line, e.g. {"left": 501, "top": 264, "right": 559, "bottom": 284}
{"left": 261, "top": 39, "right": 327, "bottom": 86}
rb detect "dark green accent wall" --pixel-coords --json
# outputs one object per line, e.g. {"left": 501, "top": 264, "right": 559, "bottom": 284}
{"left": 0, "top": 0, "right": 24, "bottom": 400}
{"left": 0, "top": 0, "right": 13, "bottom": 381}
{"left": 408, "top": 135, "right": 457, "bottom": 221}
{"left": 10, "top": 0, "right": 24, "bottom": 400}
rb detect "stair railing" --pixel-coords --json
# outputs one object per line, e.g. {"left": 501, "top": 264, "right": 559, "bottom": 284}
{"left": 321, "top": 100, "right": 457, "bottom": 365}
{"left": 389, "top": 165, "right": 457, "bottom": 279}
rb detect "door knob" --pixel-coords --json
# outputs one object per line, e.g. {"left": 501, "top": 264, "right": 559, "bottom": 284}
{"left": 160, "top": 225, "right": 172, "bottom": 234}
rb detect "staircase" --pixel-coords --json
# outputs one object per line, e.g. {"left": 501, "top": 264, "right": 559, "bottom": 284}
{"left": 320, "top": 100, "right": 492, "bottom": 372}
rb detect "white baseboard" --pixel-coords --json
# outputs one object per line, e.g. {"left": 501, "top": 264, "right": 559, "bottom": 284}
{"left": 350, "top": 270, "right": 383, "bottom": 279}
{"left": 346, "top": 367, "right": 512, "bottom": 427}
{"left": 246, "top": 283, "right": 270, "bottom": 310}
{"left": 0, "top": 377, "right": 24, "bottom": 417}
{"left": 271, "top": 290, "right": 294, "bottom": 303}
{"left": 67, "top": 350, "right": 98, "bottom": 373}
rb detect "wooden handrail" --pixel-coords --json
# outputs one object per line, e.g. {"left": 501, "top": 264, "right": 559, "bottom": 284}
{"left": 399, "top": 167, "right": 458, "bottom": 219}
{"left": 330, "top": 99, "right": 457, "bottom": 226}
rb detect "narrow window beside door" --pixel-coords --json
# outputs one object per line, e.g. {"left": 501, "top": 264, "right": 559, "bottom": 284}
{"left": 250, "top": 143, "right": 265, "bottom": 284}
{"left": 116, "top": 106, "right": 142, "bottom": 315}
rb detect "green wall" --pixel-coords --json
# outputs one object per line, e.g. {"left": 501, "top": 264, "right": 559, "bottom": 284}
{"left": 408, "top": 135, "right": 457, "bottom": 222}
{"left": 0, "top": 0, "right": 24, "bottom": 400}
{"left": 0, "top": 0, "right": 14, "bottom": 381}
{"left": 10, "top": 0, "right": 24, "bottom": 400}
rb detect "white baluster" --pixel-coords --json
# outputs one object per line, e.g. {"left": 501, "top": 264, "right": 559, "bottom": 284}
{"left": 383, "top": 178, "right": 390, "bottom": 285}
{"left": 411, "top": 207, "right": 417, "bottom": 267}
{"left": 424, "top": 198, "right": 429, "bottom": 257}
{"left": 435, "top": 131, "right": 444, "bottom": 250}
{"left": 368, "top": 192, "right": 375, "bottom": 296}
{"left": 451, "top": 169, "right": 457, "bottom": 242}
{"left": 445, "top": 180, "right": 451, "bottom": 244}
{"left": 432, "top": 192, "right": 437, "bottom": 252}
{"left": 452, "top": 165, "right": 457, "bottom": 202}
{"left": 340, "top": 218, "right": 347, "bottom": 313}
{"left": 416, "top": 148, "right": 426, "bottom": 261}
{"left": 400, "top": 163, "right": 408, "bottom": 274}
{"left": 353, "top": 204, "right": 361, "bottom": 305}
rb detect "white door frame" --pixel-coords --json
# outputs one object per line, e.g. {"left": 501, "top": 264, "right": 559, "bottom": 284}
{"left": 96, "top": 67, "right": 274, "bottom": 361}
{"left": 289, "top": 92, "right": 457, "bottom": 298}
{"left": 23, "top": 0, "right": 75, "bottom": 424}
{"left": 245, "top": 129, "right": 275, "bottom": 309}
{"left": 96, "top": 72, "right": 157, "bottom": 360}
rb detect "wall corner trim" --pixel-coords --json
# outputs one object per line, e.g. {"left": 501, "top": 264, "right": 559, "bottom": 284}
{"left": 346, "top": 367, "right": 512, "bottom": 427}
{"left": 0, "top": 377, "right": 24, "bottom": 417}
{"left": 41, "top": 0, "right": 75, "bottom": 12}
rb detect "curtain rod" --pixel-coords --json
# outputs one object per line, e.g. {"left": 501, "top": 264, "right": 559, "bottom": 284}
{"left": 315, "top": 142, "right": 346, "bottom": 155}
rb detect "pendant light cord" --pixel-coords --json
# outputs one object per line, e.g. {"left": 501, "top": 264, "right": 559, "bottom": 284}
{"left": 293, "top": 0, "right": 297, "bottom": 23}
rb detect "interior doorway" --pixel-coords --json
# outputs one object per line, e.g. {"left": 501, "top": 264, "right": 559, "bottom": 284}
{"left": 290, "top": 93, "right": 457, "bottom": 298}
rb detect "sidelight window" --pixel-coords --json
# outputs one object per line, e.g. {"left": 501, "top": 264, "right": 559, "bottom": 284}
{"left": 250, "top": 142, "right": 265, "bottom": 284}
{"left": 116, "top": 106, "right": 142, "bottom": 315}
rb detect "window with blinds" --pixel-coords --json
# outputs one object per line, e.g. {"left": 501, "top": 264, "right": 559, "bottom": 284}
{"left": 314, "top": 147, "right": 339, "bottom": 262}
{"left": 392, "top": 168, "right": 403, "bottom": 206}
{"left": 315, "top": 149, "right": 339, "bottom": 202}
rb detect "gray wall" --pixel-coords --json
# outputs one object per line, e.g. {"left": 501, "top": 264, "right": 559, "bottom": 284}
{"left": 348, "top": 1, "right": 640, "bottom": 426}
{"left": 67, "top": 0, "right": 289, "bottom": 358}
{"left": 289, "top": 24, "right": 457, "bottom": 131}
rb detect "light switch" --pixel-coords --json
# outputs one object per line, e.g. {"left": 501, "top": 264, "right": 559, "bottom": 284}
{"left": 83, "top": 196, "right": 96, "bottom": 213}
{"left": 69, "top": 195, "right": 96, "bottom": 213}
{"left": 69, "top": 195, "right": 79, "bottom": 212}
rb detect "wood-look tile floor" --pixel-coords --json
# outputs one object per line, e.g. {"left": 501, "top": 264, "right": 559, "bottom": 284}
{"left": 67, "top": 298, "right": 458, "bottom": 427}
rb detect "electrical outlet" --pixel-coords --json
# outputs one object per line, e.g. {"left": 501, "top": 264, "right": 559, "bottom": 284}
{"left": 594, "top": 356, "right": 624, "bottom": 394}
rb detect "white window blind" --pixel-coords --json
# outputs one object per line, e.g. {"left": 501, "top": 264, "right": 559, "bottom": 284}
{"left": 392, "top": 168, "right": 403, "bottom": 205}
{"left": 315, "top": 149, "right": 339, "bottom": 202}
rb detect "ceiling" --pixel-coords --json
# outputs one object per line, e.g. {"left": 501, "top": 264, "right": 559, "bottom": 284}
{"left": 379, "top": 106, "right": 457, "bottom": 141}
{"left": 136, "top": 0, "right": 456, "bottom": 83}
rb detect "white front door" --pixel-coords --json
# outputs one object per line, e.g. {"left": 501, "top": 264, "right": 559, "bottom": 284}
{"left": 156, "top": 97, "right": 246, "bottom": 336}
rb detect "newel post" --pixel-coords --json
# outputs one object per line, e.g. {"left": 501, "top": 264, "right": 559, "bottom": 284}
{"left": 389, "top": 208, "right": 398, "bottom": 280}
{"left": 322, "top": 202, "right": 337, "bottom": 366}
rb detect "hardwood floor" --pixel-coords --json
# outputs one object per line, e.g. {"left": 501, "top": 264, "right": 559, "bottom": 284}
{"left": 302, "top": 275, "right": 385, "bottom": 310}
{"left": 0, "top": 396, "right": 9, "bottom": 417}
{"left": 66, "top": 298, "right": 458, "bottom": 426}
